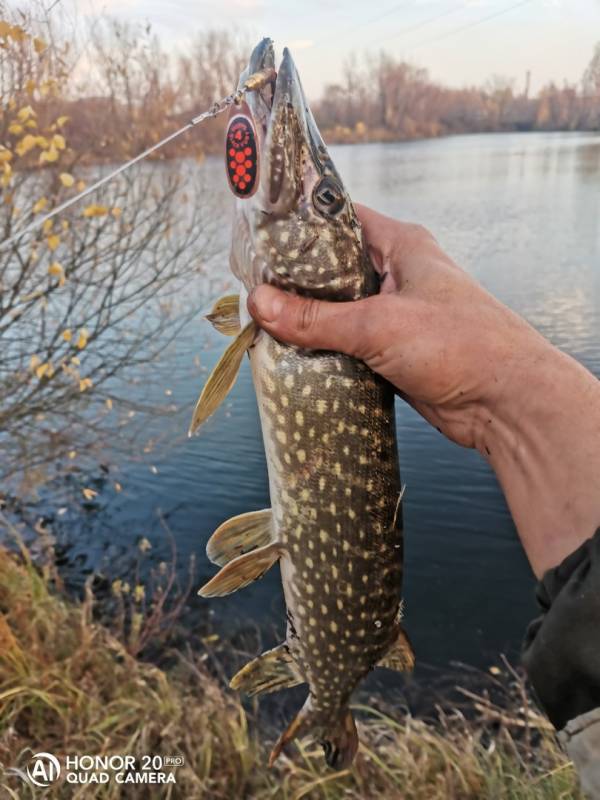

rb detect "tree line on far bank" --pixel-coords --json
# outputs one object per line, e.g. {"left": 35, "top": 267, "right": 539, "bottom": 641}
{"left": 3, "top": 12, "right": 599, "bottom": 170}
{"left": 314, "top": 46, "right": 600, "bottom": 144}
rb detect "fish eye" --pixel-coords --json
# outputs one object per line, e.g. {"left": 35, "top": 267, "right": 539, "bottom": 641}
{"left": 313, "top": 177, "right": 345, "bottom": 216}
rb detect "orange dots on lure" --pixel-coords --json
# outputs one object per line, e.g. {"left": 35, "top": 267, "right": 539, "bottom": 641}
{"left": 225, "top": 109, "right": 259, "bottom": 197}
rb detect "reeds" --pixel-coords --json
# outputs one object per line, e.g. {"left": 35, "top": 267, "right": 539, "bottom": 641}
{"left": 0, "top": 547, "right": 581, "bottom": 799}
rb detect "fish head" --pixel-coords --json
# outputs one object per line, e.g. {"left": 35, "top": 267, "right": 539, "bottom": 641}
{"left": 230, "top": 40, "right": 376, "bottom": 302}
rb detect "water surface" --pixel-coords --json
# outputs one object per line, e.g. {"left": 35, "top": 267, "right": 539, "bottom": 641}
{"left": 57, "top": 132, "right": 600, "bottom": 681}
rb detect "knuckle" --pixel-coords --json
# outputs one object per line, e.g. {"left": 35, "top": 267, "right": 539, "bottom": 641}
{"left": 410, "top": 223, "right": 435, "bottom": 244}
{"left": 296, "top": 297, "right": 320, "bottom": 334}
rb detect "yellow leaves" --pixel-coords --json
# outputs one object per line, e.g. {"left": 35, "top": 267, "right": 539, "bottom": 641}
{"left": 68, "top": 450, "right": 76, "bottom": 459}
{"left": 56, "top": 116, "right": 69, "bottom": 128}
{"left": 134, "top": 585, "right": 145, "bottom": 603}
{"left": 76, "top": 180, "right": 86, "bottom": 192}
{"left": 8, "top": 122, "right": 23, "bottom": 136}
{"left": 0, "top": 22, "right": 26, "bottom": 42}
{"left": 71, "top": 356, "right": 80, "bottom": 366}
{"left": 48, "top": 261, "right": 65, "bottom": 286}
{"left": 17, "top": 105, "right": 36, "bottom": 122}
{"left": 1, "top": 162, "right": 11, "bottom": 187}
{"left": 33, "top": 197, "right": 47, "bottom": 214}
{"left": 114, "top": 481, "right": 122, "bottom": 492}
{"left": 83, "top": 204, "right": 108, "bottom": 218}
{"left": 47, "top": 234, "right": 60, "bottom": 251}
{"left": 59, "top": 172, "right": 74, "bottom": 187}
{"left": 112, "top": 579, "right": 130, "bottom": 596}
{"left": 82, "top": 487, "right": 97, "bottom": 500}
{"left": 42, "top": 219, "right": 53, "bottom": 234}
{"left": 39, "top": 146, "right": 59, "bottom": 164}
{"left": 15, "top": 134, "right": 36, "bottom": 156}
{"left": 9, "top": 25, "right": 25, "bottom": 43}
{"left": 76, "top": 328, "right": 89, "bottom": 350}
{"left": 62, "top": 329, "right": 72, "bottom": 342}
{"left": 0, "top": 147, "right": 12, "bottom": 162}
{"left": 35, "top": 362, "right": 54, "bottom": 380}
{"left": 29, "top": 354, "right": 41, "bottom": 371}
{"left": 105, "top": 397, "right": 113, "bottom": 410}
{"left": 33, "top": 37, "right": 46, "bottom": 54}
{"left": 25, "top": 118, "right": 37, "bottom": 130}
{"left": 111, "top": 207, "right": 122, "bottom": 218}
{"left": 40, "top": 79, "right": 58, "bottom": 97}
{"left": 138, "top": 537, "right": 152, "bottom": 553}
{"left": 25, "top": 79, "right": 36, "bottom": 95}
{"left": 79, "top": 377, "right": 93, "bottom": 392}
{"left": 33, "top": 133, "right": 62, "bottom": 165}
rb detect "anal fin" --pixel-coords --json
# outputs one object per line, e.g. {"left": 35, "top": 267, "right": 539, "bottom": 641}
{"left": 206, "top": 293, "right": 241, "bottom": 336}
{"left": 198, "top": 542, "right": 281, "bottom": 598}
{"left": 188, "top": 321, "right": 256, "bottom": 436}
{"left": 206, "top": 508, "right": 272, "bottom": 566}
{"left": 377, "top": 625, "right": 415, "bottom": 672}
{"left": 230, "top": 643, "right": 303, "bottom": 697}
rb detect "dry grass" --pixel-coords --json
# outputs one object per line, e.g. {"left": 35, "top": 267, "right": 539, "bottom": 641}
{"left": 0, "top": 546, "right": 582, "bottom": 799}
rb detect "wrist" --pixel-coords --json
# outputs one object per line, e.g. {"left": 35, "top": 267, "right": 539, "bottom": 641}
{"left": 477, "top": 339, "right": 600, "bottom": 576}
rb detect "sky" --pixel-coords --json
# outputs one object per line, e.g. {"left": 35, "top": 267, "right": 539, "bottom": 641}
{"left": 64, "top": 0, "right": 600, "bottom": 99}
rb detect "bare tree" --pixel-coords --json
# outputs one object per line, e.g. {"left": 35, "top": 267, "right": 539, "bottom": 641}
{"left": 0, "top": 9, "right": 222, "bottom": 491}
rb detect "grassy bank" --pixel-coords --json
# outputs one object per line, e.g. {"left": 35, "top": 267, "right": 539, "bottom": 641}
{"left": 0, "top": 547, "right": 581, "bottom": 799}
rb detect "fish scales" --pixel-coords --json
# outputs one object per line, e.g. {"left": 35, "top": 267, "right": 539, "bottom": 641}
{"left": 251, "top": 333, "right": 403, "bottom": 701}
{"left": 193, "top": 38, "right": 414, "bottom": 770}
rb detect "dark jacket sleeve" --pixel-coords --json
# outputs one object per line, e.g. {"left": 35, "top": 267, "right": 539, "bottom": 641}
{"left": 522, "top": 527, "right": 600, "bottom": 731}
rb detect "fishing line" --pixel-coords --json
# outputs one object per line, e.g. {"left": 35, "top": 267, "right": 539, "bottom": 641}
{"left": 311, "top": 2, "right": 465, "bottom": 51}
{"left": 406, "top": 0, "right": 535, "bottom": 52}
{"left": 367, "top": 3, "right": 466, "bottom": 48}
{"left": 0, "top": 68, "right": 275, "bottom": 253}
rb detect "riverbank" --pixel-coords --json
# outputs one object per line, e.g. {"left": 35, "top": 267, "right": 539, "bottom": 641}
{"left": 0, "top": 546, "right": 579, "bottom": 799}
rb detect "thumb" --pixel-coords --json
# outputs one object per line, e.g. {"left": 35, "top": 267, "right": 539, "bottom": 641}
{"left": 247, "top": 284, "right": 381, "bottom": 357}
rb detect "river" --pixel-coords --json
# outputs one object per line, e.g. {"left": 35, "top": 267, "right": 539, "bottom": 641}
{"left": 50, "top": 131, "right": 600, "bottom": 689}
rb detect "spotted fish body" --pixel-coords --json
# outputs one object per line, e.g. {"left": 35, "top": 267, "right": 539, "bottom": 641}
{"left": 195, "top": 39, "right": 414, "bottom": 769}
{"left": 252, "top": 334, "right": 404, "bottom": 708}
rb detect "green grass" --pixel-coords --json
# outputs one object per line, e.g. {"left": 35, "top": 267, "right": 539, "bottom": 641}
{"left": 0, "top": 547, "right": 581, "bottom": 799}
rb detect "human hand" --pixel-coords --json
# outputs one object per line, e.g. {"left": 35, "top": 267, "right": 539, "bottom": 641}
{"left": 248, "top": 204, "right": 600, "bottom": 576}
{"left": 247, "top": 203, "right": 548, "bottom": 452}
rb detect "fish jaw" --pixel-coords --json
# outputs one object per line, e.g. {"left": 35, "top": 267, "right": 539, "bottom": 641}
{"left": 230, "top": 44, "right": 375, "bottom": 301}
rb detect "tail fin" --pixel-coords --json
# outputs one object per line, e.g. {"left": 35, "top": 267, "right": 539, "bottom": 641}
{"left": 268, "top": 701, "right": 359, "bottom": 770}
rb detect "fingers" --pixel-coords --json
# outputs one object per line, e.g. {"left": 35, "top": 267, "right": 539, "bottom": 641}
{"left": 247, "top": 284, "right": 383, "bottom": 358}
{"left": 355, "top": 202, "right": 437, "bottom": 290}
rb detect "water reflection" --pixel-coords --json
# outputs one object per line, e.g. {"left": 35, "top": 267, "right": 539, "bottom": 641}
{"left": 55, "top": 132, "right": 600, "bottom": 676}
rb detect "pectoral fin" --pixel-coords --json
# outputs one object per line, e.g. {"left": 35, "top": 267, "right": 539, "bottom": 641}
{"left": 206, "top": 508, "right": 272, "bottom": 566}
{"left": 198, "top": 542, "right": 281, "bottom": 598}
{"left": 377, "top": 625, "right": 415, "bottom": 672}
{"left": 188, "top": 321, "right": 257, "bottom": 436}
{"left": 206, "top": 293, "right": 241, "bottom": 336}
{"left": 230, "top": 643, "right": 304, "bottom": 696}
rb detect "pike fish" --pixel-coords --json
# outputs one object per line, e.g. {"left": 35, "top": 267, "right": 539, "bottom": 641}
{"left": 191, "top": 39, "right": 414, "bottom": 770}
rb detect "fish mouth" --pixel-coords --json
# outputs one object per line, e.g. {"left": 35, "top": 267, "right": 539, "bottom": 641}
{"left": 242, "top": 39, "right": 333, "bottom": 209}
